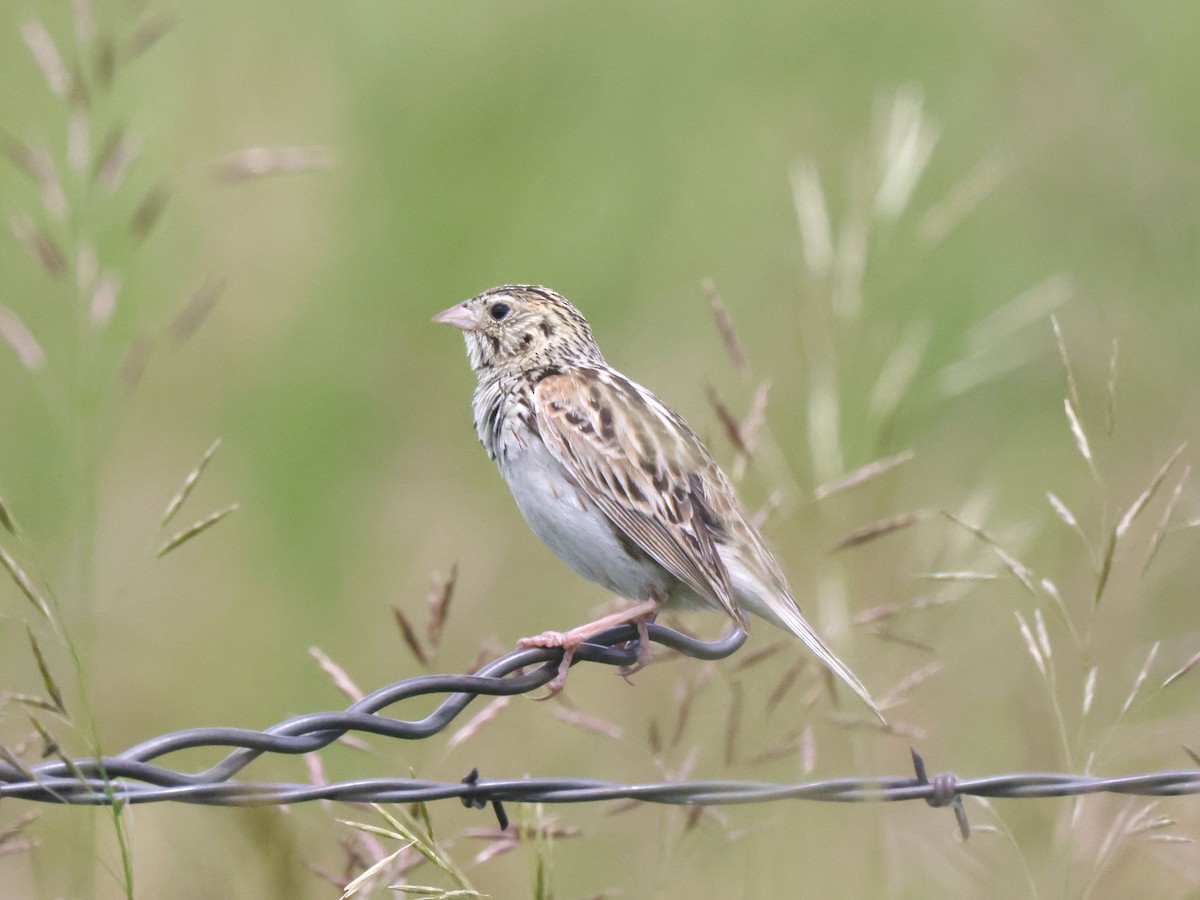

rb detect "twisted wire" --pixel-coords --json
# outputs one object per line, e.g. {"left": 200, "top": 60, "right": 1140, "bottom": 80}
{"left": 1, "top": 623, "right": 1195, "bottom": 839}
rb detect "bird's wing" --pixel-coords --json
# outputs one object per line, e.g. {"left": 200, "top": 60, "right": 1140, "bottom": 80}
{"left": 533, "top": 368, "right": 745, "bottom": 626}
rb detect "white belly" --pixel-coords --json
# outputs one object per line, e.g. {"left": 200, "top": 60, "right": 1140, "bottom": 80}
{"left": 498, "top": 438, "right": 672, "bottom": 601}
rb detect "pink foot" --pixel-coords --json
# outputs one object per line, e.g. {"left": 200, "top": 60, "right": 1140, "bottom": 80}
{"left": 619, "top": 615, "right": 653, "bottom": 682}
{"left": 517, "top": 598, "right": 661, "bottom": 698}
{"left": 518, "top": 630, "right": 582, "bottom": 700}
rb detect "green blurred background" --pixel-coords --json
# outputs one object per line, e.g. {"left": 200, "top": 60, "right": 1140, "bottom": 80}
{"left": 2, "top": 0, "right": 1199, "bottom": 896}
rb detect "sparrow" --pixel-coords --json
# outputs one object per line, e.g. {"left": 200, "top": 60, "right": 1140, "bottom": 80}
{"left": 434, "top": 285, "right": 881, "bottom": 719}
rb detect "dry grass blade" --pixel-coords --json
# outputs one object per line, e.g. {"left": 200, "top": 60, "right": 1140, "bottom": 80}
{"left": 731, "top": 640, "right": 787, "bottom": 672}
{"left": 704, "top": 384, "right": 747, "bottom": 455}
{"left": 670, "top": 665, "right": 715, "bottom": 747}
{"left": 119, "top": 334, "right": 153, "bottom": 389}
{"left": 1162, "top": 649, "right": 1200, "bottom": 689}
{"left": 1144, "top": 465, "right": 1189, "bottom": 575}
{"left": 156, "top": 504, "right": 238, "bottom": 558}
{"left": 94, "top": 129, "right": 144, "bottom": 193}
{"left": 1094, "top": 528, "right": 1117, "bottom": 606}
{"left": 161, "top": 438, "right": 222, "bottom": 526}
{"left": 551, "top": 706, "right": 623, "bottom": 740}
{"left": 831, "top": 512, "right": 922, "bottom": 552}
{"left": 918, "top": 153, "right": 1007, "bottom": 245}
{"left": 426, "top": 564, "right": 457, "bottom": 652}
{"left": 2, "top": 137, "right": 40, "bottom": 180}
{"left": 1014, "top": 611, "right": 1045, "bottom": 677}
{"left": 1115, "top": 444, "right": 1187, "bottom": 539}
{"left": 72, "top": 0, "right": 96, "bottom": 44}
{"left": 1120, "top": 641, "right": 1159, "bottom": 718}
{"left": 339, "top": 843, "right": 414, "bottom": 899}
{"left": 789, "top": 159, "right": 834, "bottom": 278}
{"left": 94, "top": 33, "right": 116, "bottom": 87}
{"left": 832, "top": 214, "right": 866, "bottom": 321}
{"left": 1040, "top": 578, "right": 1080, "bottom": 650}
{"left": 304, "top": 750, "right": 327, "bottom": 788}
{"left": 27, "top": 715, "right": 59, "bottom": 758}
{"left": 867, "top": 322, "right": 931, "bottom": 424}
{"left": 65, "top": 64, "right": 90, "bottom": 111}
{"left": 701, "top": 278, "right": 747, "bottom": 374}
{"left": 0, "top": 842, "right": 37, "bottom": 859}
{"left": 25, "top": 628, "right": 67, "bottom": 716}
{"left": 168, "top": 278, "right": 226, "bottom": 343}
{"left": 1050, "top": 316, "right": 1081, "bottom": 411}
{"left": 121, "top": 11, "right": 176, "bottom": 63}
{"left": 9, "top": 693, "right": 61, "bottom": 713}
{"left": 21, "top": 144, "right": 67, "bottom": 221}
{"left": 866, "top": 627, "right": 935, "bottom": 653}
{"left": 807, "top": 373, "right": 844, "bottom": 482}
{"left": 22, "top": 19, "right": 70, "bottom": 98}
{"left": 89, "top": 272, "right": 120, "bottom": 328}
{"left": 0, "top": 811, "right": 39, "bottom": 850}
{"left": 212, "top": 144, "right": 335, "bottom": 180}
{"left": 967, "top": 275, "right": 1072, "bottom": 356}
{"left": 647, "top": 718, "right": 662, "bottom": 755}
{"left": 0, "top": 546, "right": 51, "bottom": 619}
{"left": 815, "top": 449, "right": 914, "bottom": 500}
{"left": 447, "top": 697, "right": 510, "bottom": 750}
{"left": 942, "top": 511, "right": 1037, "bottom": 596}
{"left": 800, "top": 725, "right": 817, "bottom": 774}
{"left": 853, "top": 605, "right": 893, "bottom": 624}
{"left": 746, "top": 729, "right": 803, "bottom": 764}
{"left": 354, "top": 804, "right": 465, "bottom": 890}
{"left": 10, "top": 214, "right": 67, "bottom": 280}
{"left": 765, "top": 658, "right": 806, "bottom": 714}
{"left": 0, "top": 305, "right": 46, "bottom": 371}
{"left": 914, "top": 571, "right": 998, "bottom": 582}
{"left": 309, "top": 647, "right": 364, "bottom": 703}
{"left": 392, "top": 607, "right": 429, "bottom": 666}
{"left": 1046, "top": 492, "right": 1093, "bottom": 560}
{"left": 737, "top": 380, "right": 771, "bottom": 458}
{"left": 878, "top": 661, "right": 943, "bottom": 710}
{"left": 991, "top": 546, "right": 1038, "bottom": 597}
{"left": 0, "top": 742, "right": 33, "bottom": 779}
{"left": 1182, "top": 745, "right": 1200, "bottom": 767}
{"left": 874, "top": 83, "right": 940, "bottom": 221}
{"left": 1082, "top": 666, "right": 1097, "bottom": 716}
{"left": 1064, "top": 398, "right": 1098, "bottom": 481}
{"left": 130, "top": 183, "right": 169, "bottom": 239}
{"left": 937, "top": 340, "right": 1040, "bottom": 397}
{"left": 1034, "top": 608, "right": 1052, "bottom": 661}
{"left": 0, "top": 493, "right": 16, "bottom": 534}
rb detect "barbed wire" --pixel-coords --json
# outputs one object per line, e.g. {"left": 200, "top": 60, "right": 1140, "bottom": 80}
{"left": 1, "top": 623, "right": 1196, "bottom": 840}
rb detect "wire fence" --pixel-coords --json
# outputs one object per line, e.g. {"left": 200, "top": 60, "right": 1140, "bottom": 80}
{"left": 2, "top": 623, "right": 1197, "bottom": 839}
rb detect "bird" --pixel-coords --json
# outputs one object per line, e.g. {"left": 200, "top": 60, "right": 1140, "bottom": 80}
{"left": 434, "top": 284, "right": 882, "bottom": 720}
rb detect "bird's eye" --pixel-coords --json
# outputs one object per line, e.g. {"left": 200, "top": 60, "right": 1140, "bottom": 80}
{"left": 489, "top": 303, "right": 511, "bottom": 321}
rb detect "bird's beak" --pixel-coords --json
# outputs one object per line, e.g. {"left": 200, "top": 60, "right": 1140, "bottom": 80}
{"left": 432, "top": 302, "right": 480, "bottom": 331}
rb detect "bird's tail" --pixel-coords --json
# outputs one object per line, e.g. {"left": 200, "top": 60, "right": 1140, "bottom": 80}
{"left": 769, "top": 599, "right": 886, "bottom": 726}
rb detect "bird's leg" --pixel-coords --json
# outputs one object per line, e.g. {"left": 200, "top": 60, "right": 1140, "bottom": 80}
{"left": 619, "top": 607, "right": 657, "bottom": 681}
{"left": 519, "top": 597, "right": 660, "bottom": 699}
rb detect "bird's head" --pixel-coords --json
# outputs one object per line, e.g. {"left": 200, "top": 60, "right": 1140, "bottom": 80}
{"left": 434, "top": 285, "right": 605, "bottom": 374}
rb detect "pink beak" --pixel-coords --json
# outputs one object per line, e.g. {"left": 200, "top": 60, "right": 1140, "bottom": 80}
{"left": 432, "top": 302, "right": 480, "bottom": 331}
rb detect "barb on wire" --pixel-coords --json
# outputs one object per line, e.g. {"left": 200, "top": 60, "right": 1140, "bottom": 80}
{"left": 1, "top": 623, "right": 1199, "bottom": 839}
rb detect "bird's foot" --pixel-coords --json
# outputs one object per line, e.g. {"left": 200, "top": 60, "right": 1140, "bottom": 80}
{"left": 518, "top": 630, "right": 580, "bottom": 700}
{"left": 518, "top": 598, "right": 661, "bottom": 698}
{"left": 618, "top": 615, "right": 653, "bottom": 683}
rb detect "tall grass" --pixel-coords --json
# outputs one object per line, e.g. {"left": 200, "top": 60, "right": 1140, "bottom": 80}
{"left": 2, "top": 3, "right": 1198, "bottom": 898}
